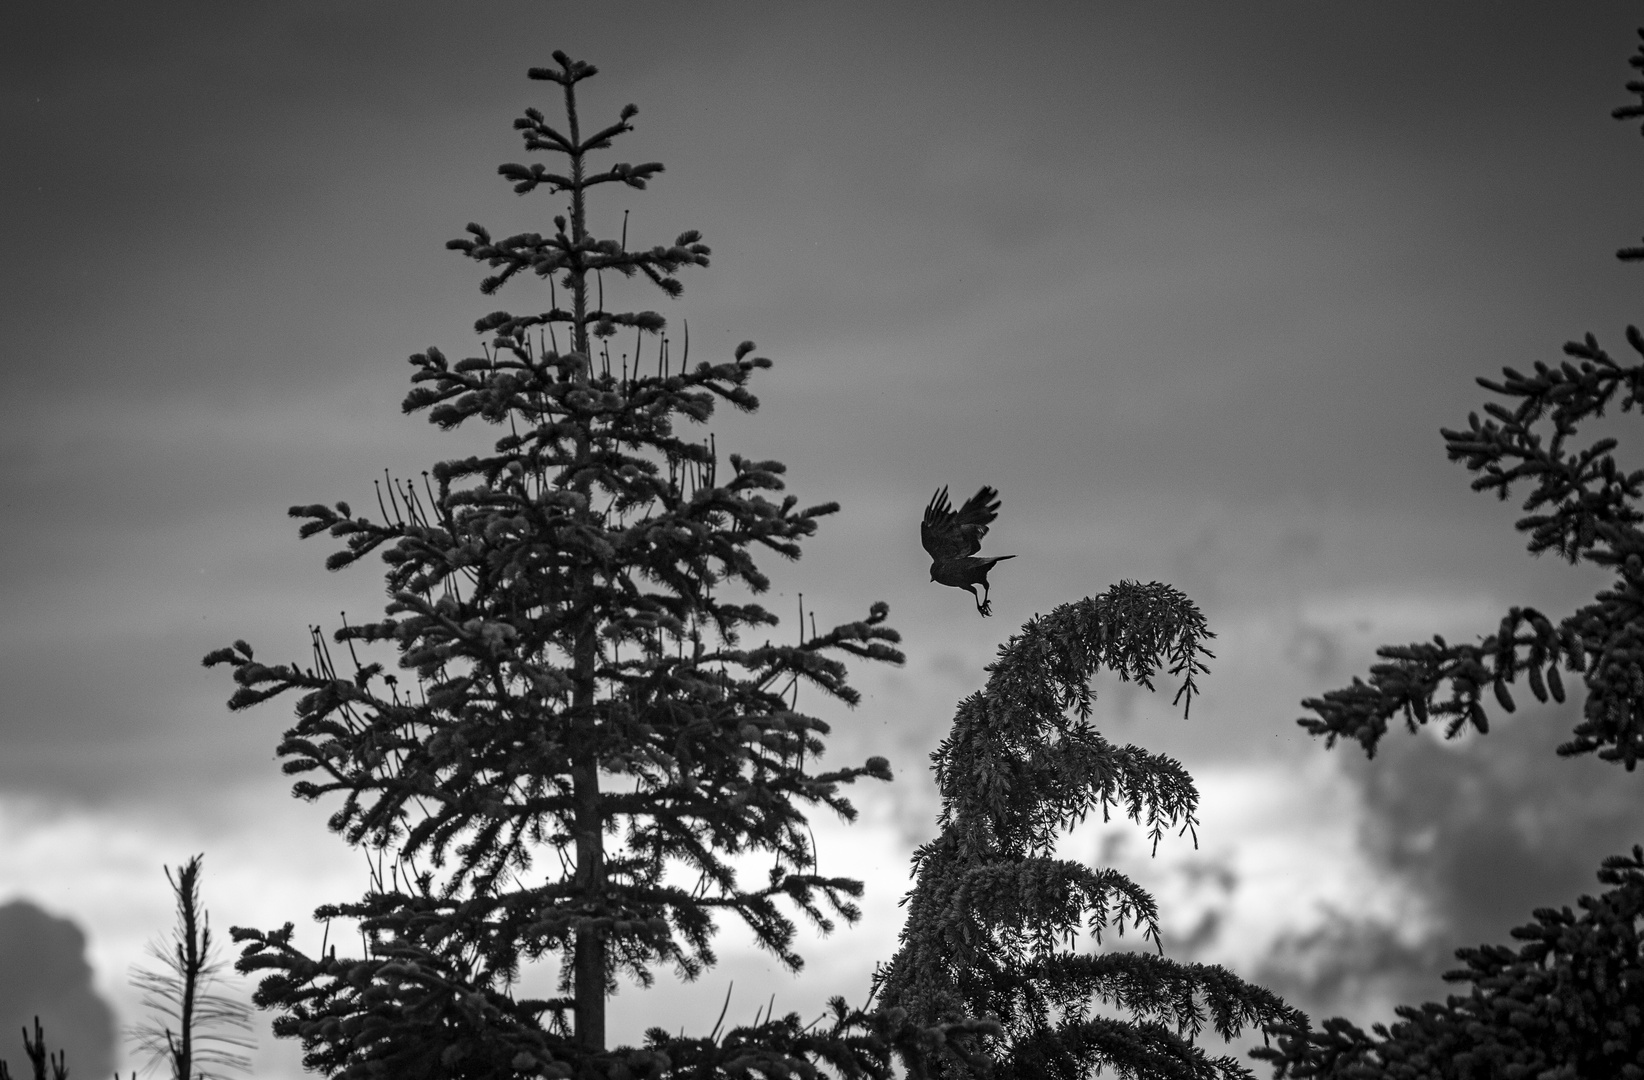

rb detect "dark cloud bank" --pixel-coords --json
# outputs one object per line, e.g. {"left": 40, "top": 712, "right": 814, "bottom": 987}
{"left": 0, "top": 900, "right": 114, "bottom": 1078}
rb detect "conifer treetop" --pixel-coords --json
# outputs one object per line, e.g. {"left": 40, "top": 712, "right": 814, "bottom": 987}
{"left": 878, "top": 582, "right": 1299, "bottom": 1080}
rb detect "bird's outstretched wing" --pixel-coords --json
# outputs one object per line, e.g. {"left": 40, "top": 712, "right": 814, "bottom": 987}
{"left": 921, "top": 487, "right": 957, "bottom": 560}
{"left": 922, "top": 485, "right": 1001, "bottom": 561}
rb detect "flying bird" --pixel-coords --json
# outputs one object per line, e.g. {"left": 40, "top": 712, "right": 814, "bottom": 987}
{"left": 922, "top": 485, "right": 1015, "bottom": 616}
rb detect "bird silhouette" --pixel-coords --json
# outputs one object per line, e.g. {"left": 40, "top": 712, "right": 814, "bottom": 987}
{"left": 922, "top": 485, "right": 1015, "bottom": 616}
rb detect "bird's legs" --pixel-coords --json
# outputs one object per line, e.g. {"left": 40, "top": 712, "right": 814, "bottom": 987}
{"left": 968, "top": 585, "right": 992, "bottom": 617}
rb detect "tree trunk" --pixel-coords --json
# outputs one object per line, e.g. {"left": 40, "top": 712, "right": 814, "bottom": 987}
{"left": 564, "top": 77, "right": 606, "bottom": 1053}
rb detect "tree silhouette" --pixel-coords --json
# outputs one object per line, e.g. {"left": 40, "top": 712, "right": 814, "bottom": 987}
{"left": 1254, "top": 27, "right": 1644, "bottom": 1079}
{"left": 876, "top": 582, "right": 1300, "bottom": 1079}
{"left": 205, "top": 52, "right": 985, "bottom": 1078}
{"left": 128, "top": 855, "right": 254, "bottom": 1080}
{"left": 1, "top": 1019, "right": 67, "bottom": 1080}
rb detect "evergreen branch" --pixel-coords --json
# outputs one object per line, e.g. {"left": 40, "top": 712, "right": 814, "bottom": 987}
{"left": 1009, "top": 1014, "right": 1259, "bottom": 1080}
{"left": 1300, "top": 327, "right": 1644, "bottom": 767}
{"left": 1030, "top": 952, "right": 1300, "bottom": 1046}
{"left": 1297, "top": 605, "right": 1569, "bottom": 756}
{"left": 1442, "top": 334, "right": 1644, "bottom": 563}
{"left": 642, "top": 995, "right": 999, "bottom": 1080}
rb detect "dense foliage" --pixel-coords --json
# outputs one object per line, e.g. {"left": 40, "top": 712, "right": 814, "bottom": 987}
{"left": 206, "top": 52, "right": 989, "bottom": 1078}
{"left": 876, "top": 583, "right": 1300, "bottom": 1079}
{"left": 1254, "top": 28, "right": 1644, "bottom": 1080}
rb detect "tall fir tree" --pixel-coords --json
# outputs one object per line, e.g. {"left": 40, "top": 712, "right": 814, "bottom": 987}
{"left": 206, "top": 52, "right": 982, "bottom": 1078}
{"left": 875, "top": 583, "right": 1300, "bottom": 1079}
{"left": 1255, "top": 27, "right": 1644, "bottom": 1079}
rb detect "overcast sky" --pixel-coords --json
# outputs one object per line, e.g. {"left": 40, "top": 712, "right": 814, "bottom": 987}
{"left": 6, "top": 3, "right": 1644, "bottom": 1076}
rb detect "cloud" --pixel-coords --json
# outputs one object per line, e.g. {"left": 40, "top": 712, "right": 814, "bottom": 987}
{"left": 0, "top": 900, "right": 115, "bottom": 1079}
{"left": 1256, "top": 708, "right": 1644, "bottom": 1028}
{"left": 1255, "top": 909, "right": 1445, "bottom": 1033}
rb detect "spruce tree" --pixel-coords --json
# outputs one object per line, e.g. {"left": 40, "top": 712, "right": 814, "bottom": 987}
{"left": 205, "top": 52, "right": 951, "bottom": 1078}
{"left": 875, "top": 583, "right": 1301, "bottom": 1079}
{"left": 1254, "top": 27, "right": 1644, "bottom": 1079}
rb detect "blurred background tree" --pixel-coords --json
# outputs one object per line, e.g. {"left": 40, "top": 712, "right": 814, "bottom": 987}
{"left": 128, "top": 855, "right": 253, "bottom": 1080}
